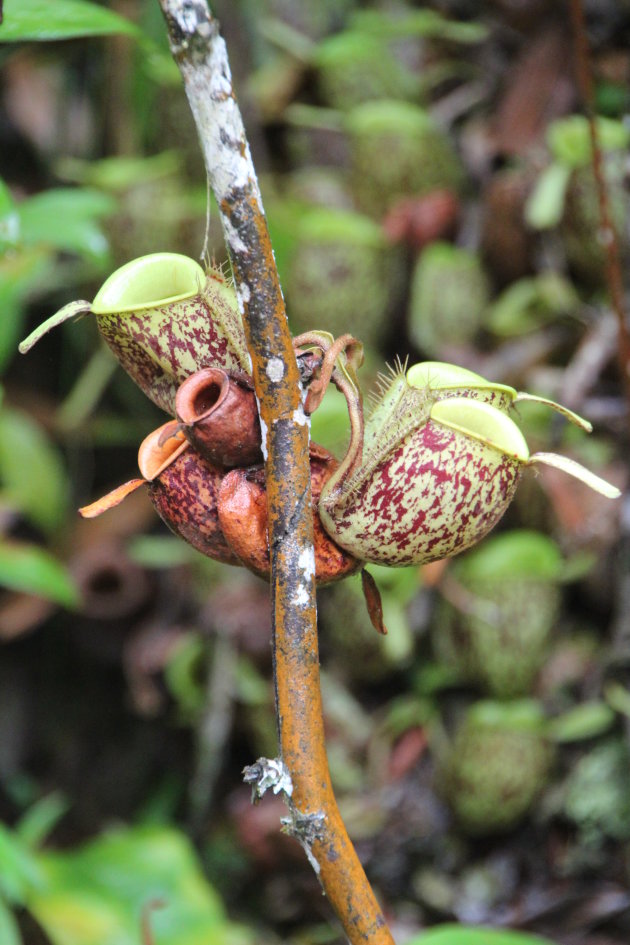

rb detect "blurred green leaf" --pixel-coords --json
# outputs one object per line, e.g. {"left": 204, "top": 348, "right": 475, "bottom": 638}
{"left": 604, "top": 680, "right": 630, "bottom": 718}
{"left": 0, "top": 179, "right": 19, "bottom": 250}
{"left": 57, "top": 152, "right": 182, "bottom": 192}
{"left": 28, "top": 825, "right": 253, "bottom": 945}
{"left": 406, "top": 926, "right": 557, "bottom": 945}
{"left": 547, "top": 701, "right": 616, "bottom": 743}
{"left": 0, "top": 898, "right": 22, "bottom": 945}
{"left": 235, "top": 657, "right": 271, "bottom": 707}
{"left": 0, "top": 542, "right": 78, "bottom": 607}
{"left": 466, "top": 699, "right": 547, "bottom": 734}
{"left": 309, "top": 386, "right": 351, "bottom": 457}
{"left": 382, "top": 695, "right": 433, "bottom": 736}
{"left": 525, "top": 163, "right": 571, "bottom": 230}
{"left": 164, "top": 635, "right": 206, "bottom": 718}
{"left": 0, "top": 407, "right": 68, "bottom": 532}
{"left": 547, "top": 114, "right": 630, "bottom": 167}
{"left": 455, "top": 530, "right": 563, "bottom": 583}
{"left": 595, "top": 80, "right": 630, "bottom": 117}
{"left": 0, "top": 179, "right": 15, "bottom": 217}
{"left": 487, "top": 273, "right": 578, "bottom": 336}
{"left": 16, "top": 793, "right": 69, "bottom": 849}
{"left": 0, "top": 824, "right": 44, "bottom": 905}
{"left": 366, "top": 562, "right": 420, "bottom": 601}
{"left": 558, "top": 550, "right": 597, "bottom": 583}
{"left": 414, "top": 661, "right": 461, "bottom": 696}
{"left": 265, "top": 196, "right": 305, "bottom": 286}
{"left": 127, "top": 535, "right": 200, "bottom": 569}
{"left": 17, "top": 189, "right": 115, "bottom": 264}
{"left": 0, "top": 247, "right": 52, "bottom": 372}
{"left": 0, "top": 0, "right": 141, "bottom": 41}
{"left": 380, "top": 593, "right": 413, "bottom": 665}
{"left": 563, "top": 739, "right": 630, "bottom": 842}
{"left": 136, "top": 776, "right": 183, "bottom": 827}
{"left": 350, "top": 9, "right": 488, "bottom": 43}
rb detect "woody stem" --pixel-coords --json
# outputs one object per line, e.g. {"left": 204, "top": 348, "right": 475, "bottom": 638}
{"left": 157, "top": 3, "right": 393, "bottom": 943}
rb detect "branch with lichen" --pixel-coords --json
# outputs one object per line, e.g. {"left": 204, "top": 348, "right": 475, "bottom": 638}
{"left": 156, "top": 1, "right": 393, "bottom": 942}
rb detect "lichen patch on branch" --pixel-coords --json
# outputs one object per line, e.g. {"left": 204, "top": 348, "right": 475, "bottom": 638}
{"left": 292, "top": 404, "right": 310, "bottom": 427}
{"left": 298, "top": 546, "right": 316, "bottom": 584}
{"left": 266, "top": 357, "right": 286, "bottom": 383}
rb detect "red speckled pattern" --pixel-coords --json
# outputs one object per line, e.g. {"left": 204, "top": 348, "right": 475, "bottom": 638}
{"left": 148, "top": 449, "right": 240, "bottom": 565}
{"left": 321, "top": 419, "right": 520, "bottom": 566}
{"left": 97, "top": 285, "right": 248, "bottom": 415}
{"left": 218, "top": 448, "right": 361, "bottom": 584}
{"left": 436, "top": 388, "right": 513, "bottom": 409}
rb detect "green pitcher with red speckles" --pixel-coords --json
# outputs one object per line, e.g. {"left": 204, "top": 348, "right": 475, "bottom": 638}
{"left": 19, "top": 253, "right": 249, "bottom": 415}
{"left": 318, "top": 360, "right": 620, "bottom": 566}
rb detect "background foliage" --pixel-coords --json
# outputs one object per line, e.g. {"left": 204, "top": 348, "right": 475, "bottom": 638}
{"left": 1, "top": 1, "right": 629, "bottom": 943}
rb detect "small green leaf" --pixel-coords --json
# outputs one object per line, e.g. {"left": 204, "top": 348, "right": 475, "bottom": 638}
{"left": 558, "top": 550, "right": 597, "bottom": 583}
{"left": 235, "top": 657, "right": 271, "bottom": 707}
{"left": 604, "top": 680, "right": 630, "bottom": 718}
{"left": 414, "top": 661, "right": 463, "bottom": 696}
{"left": 57, "top": 151, "right": 181, "bottom": 192}
{"left": 164, "top": 634, "right": 206, "bottom": 717}
{"left": 16, "top": 793, "right": 69, "bottom": 849}
{"left": 17, "top": 189, "right": 115, "bottom": 264}
{"left": 525, "top": 162, "right": 571, "bottom": 230}
{"left": 0, "top": 178, "right": 15, "bottom": 217}
{"left": 0, "top": 824, "right": 45, "bottom": 905}
{"left": 0, "top": 898, "right": 22, "bottom": 945}
{"left": 127, "top": 535, "right": 200, "bottom": 569}
{"left": 466, "top": 699, "right": 547, "bottom": 734}
{"left": 563, "top": 739, "right": 630, "bottom": 841}
{"left": 382, "top": 695, "right": 433, "bottom": 736}
{"left": 350, "top": 9, "right": 488, "bottom": 43}
{"left": 380, "top": 594, "right": 413, "bottom": 664}
{"left": 0, "top": 542, "right": 78, "bottom": 608}
{"left": 309, "top": 386, "right": 351, "bottom": 457}
{"left": 0, "top": 179, "right": 19, "bottom": 250}
{"left": 0, "top": 0, "right": 141, "bottom": 41}
{"left": 0, "top": 248, "right": 51, "bottom": 371}
{"left": 488, "top": 274, "right": 578, "bottom": 336}
{"left": 406, "top": 925, "right": 557, "bottom": 945}
{"left": 547, "top": 114, "right": 630, "bottom": 167}
{"left": 547, "top": 701, "right": 616, "bottom": 743}
{"left": 0, "top": 408, "right": 69, "bottom": 532}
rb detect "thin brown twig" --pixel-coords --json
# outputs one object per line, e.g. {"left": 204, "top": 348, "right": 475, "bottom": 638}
{"left": 157, "top": 2, "right": 393, "bottom": 942}
{"left": 569, "top": 0, "right": 630, "bottom": 402}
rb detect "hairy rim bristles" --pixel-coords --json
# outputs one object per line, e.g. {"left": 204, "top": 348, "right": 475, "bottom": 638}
{"left": 367, "top": 355, "right": 408, "bottom": 410}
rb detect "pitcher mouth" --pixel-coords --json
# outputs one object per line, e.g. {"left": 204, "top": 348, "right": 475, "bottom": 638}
{"left": 430, "top": 397, "right": 530, "bottom": 461}
{"left": 92, "top": 253, "right": 205, "bottom": 314}
{"left": 175, "top": 368, "right": 228, "bottom": 425}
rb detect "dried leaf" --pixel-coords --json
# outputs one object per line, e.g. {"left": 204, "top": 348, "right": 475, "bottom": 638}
{"left": 361, "top": 569, "right": 388, "bottom": 635}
